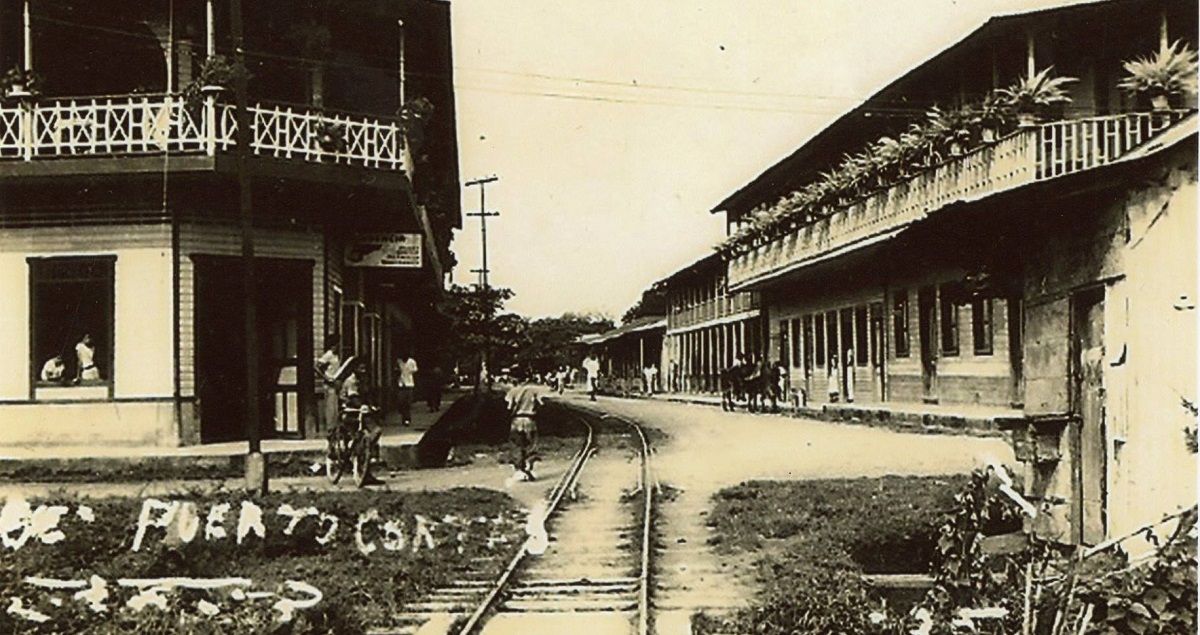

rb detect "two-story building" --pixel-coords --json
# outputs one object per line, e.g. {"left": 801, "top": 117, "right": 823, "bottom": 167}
{"left": 660, "top": 253, "right": 762, "bottom": 395}
{"left": 713, "top": 0, "right": 1196, "bottom": 546}
{"left": 0, "top": 0, "right": 459, "bottom": 447}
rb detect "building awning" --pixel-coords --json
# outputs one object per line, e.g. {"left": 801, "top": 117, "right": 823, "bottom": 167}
{"left": 582, "top": 316, "right": 668, "bottom": 345}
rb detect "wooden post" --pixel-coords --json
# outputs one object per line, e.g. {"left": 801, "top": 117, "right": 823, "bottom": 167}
{"left": 231, "top": 0, "right": 266, "bottom": 494}
{"left": 206, "top": 0, "right": 215, "bottom": 57}
{"left": 1159, "top": 11, "right": 1169, "bottom": 49}
{"left": 22, "top": 0, "right": 31, "bottom": 71}
{"left": 397, "top": 19, "right": 406, "bottom": 107}
{"left": 1025, "top": 30, "right": 1036, "bottom": 78}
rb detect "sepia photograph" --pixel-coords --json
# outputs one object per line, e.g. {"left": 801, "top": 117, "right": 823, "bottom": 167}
{"left": 0, "top": 0, "right": 1196, "bottom": 633}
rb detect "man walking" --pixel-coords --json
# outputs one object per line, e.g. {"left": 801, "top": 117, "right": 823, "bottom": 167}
{"left": 642, "top": 363, "right": 658, "bottom": 396}
{"left": 582, "top": 353, "right": 601, "bottom": 401}
{"left": 505, "top": 381, "right": 544, "bottom": 481}
{"left": 396, "top": 352, "right": 418, "bottom": 426}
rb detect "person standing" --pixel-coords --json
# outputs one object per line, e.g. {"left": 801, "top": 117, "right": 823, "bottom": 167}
{"left": 396, "top": 352, "right": 418, "bottom": 426}
{"left": 582, "top": 353, "right": 601, "bottom": 401}
{"left": 315, "top": 336, "right": 342, "bottom": 430}
{"left": 827, "top": 354, "right": 841, "bottom": 403}
{"left": 75, "top": 333, "right": 100, "bottom": 383}
{"left": 555, "top": 366, "right": 568, "bottom": 395}
{"left": 505, "top": 382, "right": 544, "bottom": 481}
{"left": 642, "top": 363, "right": 658, "bottom": 396}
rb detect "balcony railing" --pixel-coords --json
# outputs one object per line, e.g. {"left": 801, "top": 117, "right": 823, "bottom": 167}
{"left": 669, "top": 292, "right": 759, "bottom": 330}
{"left": 728, "top": 111, "right": 1191, "bottom": 289}
{"left": 0, "top": 93, "right": 411, "bottom": 173}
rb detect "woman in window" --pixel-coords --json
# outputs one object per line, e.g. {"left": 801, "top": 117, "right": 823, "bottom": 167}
{"left": 75, "top": 333, "right": 100, "bottom": 383}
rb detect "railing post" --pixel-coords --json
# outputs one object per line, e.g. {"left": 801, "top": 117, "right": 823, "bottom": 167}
{"left": 204, "top": 94, "right": 216, "bottom": 156}
{"left": 20, "top": 98, "right": 34, "bottom": 161}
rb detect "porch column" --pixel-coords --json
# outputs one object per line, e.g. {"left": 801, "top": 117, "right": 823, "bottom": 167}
{"left": 22, "top": 0, "right": 31, "bottom": 70}
{"left": 1159, "top": 11, "right": 1169, "bottom": 49}
{"left": 1025, "top": 29, "right": 1035, "bottom": 77}
{"left": 397, "top": 20, "right": 406, "bottom": 106}
{"left": 206, "top": 0, "right": 215, "bottom": 57}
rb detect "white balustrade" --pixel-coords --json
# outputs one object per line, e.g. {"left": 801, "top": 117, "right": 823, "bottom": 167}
{"left": 729, "top": 111, "right": 1191, "bottom": 287}
{"left": 0, "top": 94, "right": 410, "bottom": 173}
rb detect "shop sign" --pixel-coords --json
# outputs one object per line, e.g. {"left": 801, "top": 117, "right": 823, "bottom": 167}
{"left": 345, "top": 233, "right": 422, "bottom": 268}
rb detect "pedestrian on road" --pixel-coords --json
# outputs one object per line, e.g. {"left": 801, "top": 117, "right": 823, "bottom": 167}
{"left": 396, "top": 352, "right": 418, "bottom": 426}
{"left": 583, "top": 353, "right": 601, "bottom": 401}
{"left": 505, "top": 382, "right": 544, "bottom": 481}
{"left": 555, "top": 366, "right": 568, "bottom": 395}
{"left": 827, "top": 354, "right": 840, "bottom": 403}
{"left": 315, "top": 335, "right": 342, "bottom": 430}
{"left": 642, "top": 363, "right": 658, "bottom": 396}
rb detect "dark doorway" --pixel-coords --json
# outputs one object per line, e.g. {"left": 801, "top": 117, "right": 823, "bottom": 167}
{"left": 194, "top": 256, "right": 313, "bottom": 443}
{"left": 1070, "top": 287, "right": 1107, "bottom": 545}
{"left": 918, "top": 286, "right": 938, "bottom": 403}
{"left": 1008, "top": 297, "right": 1025, "bottom": 407}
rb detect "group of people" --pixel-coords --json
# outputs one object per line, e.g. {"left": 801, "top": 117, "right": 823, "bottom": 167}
{"left": 315, "top": 336, "right": 444, "bottom": 432}
{"left": 720, "top": 353, "right": 787, "bottom": 413}
{"left": 39, "top": 333, "right": 100, "bottom": 385}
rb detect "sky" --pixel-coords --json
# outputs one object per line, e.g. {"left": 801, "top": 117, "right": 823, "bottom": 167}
{"left": 448, "top": 0, "right": 1079, "bottom": 319}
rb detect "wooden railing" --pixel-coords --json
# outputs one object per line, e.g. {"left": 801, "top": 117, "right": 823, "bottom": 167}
{"left": 669, "top": 292, "right": 759, "bottom": 330}
{"left": 0, "top": 94, "right": 410, "bottom": 173}
{"left": 728, "top": 111, "right": 1191, "bottom": 288}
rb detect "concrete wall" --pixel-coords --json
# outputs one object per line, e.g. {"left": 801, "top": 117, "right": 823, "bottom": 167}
{"left": 0, "top": 223, "right": 178, "bottom": 447}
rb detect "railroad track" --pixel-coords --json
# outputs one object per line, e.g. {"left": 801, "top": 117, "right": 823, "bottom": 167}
{"left": 380, "top": 402, "right": 657, "bottom": 635}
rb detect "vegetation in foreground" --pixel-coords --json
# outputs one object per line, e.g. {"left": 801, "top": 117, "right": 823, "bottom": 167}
{"left": 0, "top": 488, "right": 525, "bottom": 634}
{"left": 696, "top": 473, "right": 1197, "bottom": 634}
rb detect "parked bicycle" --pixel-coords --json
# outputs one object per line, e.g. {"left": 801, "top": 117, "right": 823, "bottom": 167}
{"left": 325, "top": 403, "right": 379, "bottom": 487}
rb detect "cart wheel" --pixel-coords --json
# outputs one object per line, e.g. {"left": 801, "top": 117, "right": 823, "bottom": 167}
{"left": 325, "top": 434, "right": 344, "bottom": 484}
{"left": 351, "top": 438, "right": 371, "bottom": 488}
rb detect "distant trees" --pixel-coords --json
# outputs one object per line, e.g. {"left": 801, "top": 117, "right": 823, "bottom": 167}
{"left": 438, "top": 285, "right": 613, "bottom": 382}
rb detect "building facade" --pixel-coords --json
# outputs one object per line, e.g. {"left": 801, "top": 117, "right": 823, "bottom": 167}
{"left": 660, "top": 254, "right": 762, "bottom": 395}
{"left": 712, "top": 0, "right": 1196, "bottom": 546}
{"left": 0, "top": 0, "right": 460, "bottom": 447}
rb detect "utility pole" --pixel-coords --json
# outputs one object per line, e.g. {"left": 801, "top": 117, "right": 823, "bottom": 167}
{"left": 231, "top": 0, "right": 266, "bottom": 494}
{"left": 465, "top": 175, "right": 499, "bottom": 287}
{"left": 464, "top": 176, "right": 498, "bottom": 391}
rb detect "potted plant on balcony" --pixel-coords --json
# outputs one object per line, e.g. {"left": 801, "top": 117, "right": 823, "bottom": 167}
{"left": 995, "top": 66, "right": 1077, "bottom": 127}
{"left": 182, "top": 54, "right": 250, "bottom": 110}
{"left": 311, "top": 118, "right": 348, "bottom": 153}
{"left": 398, "top": 97, "right": 435, "bottom": 156}
{"left": 977, "top": 92, "right": 1012, "bottom": 142}
{"left": 1118, "top": 40, "right": 1198, "bottom": 111}
{"left": 2, "top": 66, "right": 42, "bottom": 100}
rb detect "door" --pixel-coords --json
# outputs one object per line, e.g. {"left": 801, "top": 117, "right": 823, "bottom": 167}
{"left": 1071, "top": 287, "right": 1107, "bottom": 545}
{"left": 259, "top": 260, "right": 313, "bottom": 439}
{"left": 918, "top": 286, "right": 938, "bottom": 402}
{"left": 870, "top": 302, "right": 886, "bottom": 401}
{"left": 195, "top": 258, "right": 246, "bottom": 443}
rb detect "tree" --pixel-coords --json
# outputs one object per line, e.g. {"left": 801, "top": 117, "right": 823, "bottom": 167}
{"left": 439, "top": 284, "right": 525, "bottom": 382}
{"left": 513, "top": 313, "right": 614, "bottom": 376}
{"left": 623, "top": 285, "right": 668, "bottom": 323}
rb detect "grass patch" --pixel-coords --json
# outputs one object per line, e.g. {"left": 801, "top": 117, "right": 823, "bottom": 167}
{"left": 0, "top": 488, "right": 525, "bottom": 634}
{"left": 697, "top": 475, "right": 966, "bottom": 634}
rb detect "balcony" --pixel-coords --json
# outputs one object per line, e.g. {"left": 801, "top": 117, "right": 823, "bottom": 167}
{"left": 728, "top": 111, "right": 1191, "bottom": 289}
{"left": 0, "top": 93, "right": 411, "bottom": 174}
{"left": 669, "top": 292, "right": 759, "bottom": 330}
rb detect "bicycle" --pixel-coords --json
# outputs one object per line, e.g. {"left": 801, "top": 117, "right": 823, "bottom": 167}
{"left": 325, "top": 403, "right": 379, "bottom": 487}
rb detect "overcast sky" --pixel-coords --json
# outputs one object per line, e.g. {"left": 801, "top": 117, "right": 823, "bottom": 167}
{"left": 449, "top": 0, "right": 1077, "bottom": 319}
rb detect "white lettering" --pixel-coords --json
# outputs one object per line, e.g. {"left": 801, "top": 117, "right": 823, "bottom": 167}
{"left": 315, "top": 513, "right": 338, "bottom": 545}
{"left": 204, "top": 503, "right": 231, "bottom": 540}
{"left": 355, "top": 509, "right": 380, "bottom": 556}
{"left": 381, "top": 519, "right": 407, "bottom": 551}
{"left": 236, "top": 502, "right": 266, "bottom": 545}
{"left": 132, "top": 499, "right": 179, "bottom": 552}
{"left": 411, "top": 514, "right": 437, "bottom": 552}
{"left": 276, "top": 504, "right": 318, "bottom": 536}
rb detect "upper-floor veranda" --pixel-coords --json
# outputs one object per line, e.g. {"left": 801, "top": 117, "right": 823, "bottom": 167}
{"left": 0, "top": 0, "right": 456, "bottom": 184}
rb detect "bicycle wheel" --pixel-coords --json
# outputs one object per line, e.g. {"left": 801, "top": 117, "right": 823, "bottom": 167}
{"left": 351, "top": 435, "right": 371, "bottom": 488}
{"left": 325, "top": 431, "right": 344, "bottom": 484}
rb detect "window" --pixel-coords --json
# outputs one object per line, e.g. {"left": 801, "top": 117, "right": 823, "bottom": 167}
{"left": 802, "top": 315, "right": 814, "bottom": 373}
{"left": 29, "top": 256, "right": 115, "bottom": 396}
{"left": 826, "top": 310, "right": 840, "bottom": 366}
{"left": 854, "top": 305, "right": 869, "bottom": 367}
{"left": 939, "top": 285, "right": 959, "bottom": 356}
{"left": 893, "top": 290, "right": 910, "bottom": 357}
{"left": 972, "top": 298, "right": 994, "bottom": 355}
{"left": 814, "top": 313, "right": 826, "bottom": 367}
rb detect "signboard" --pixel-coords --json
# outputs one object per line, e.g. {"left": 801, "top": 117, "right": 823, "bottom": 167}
{"left": 345, "top": 233, "right": 423, "bottom": 268}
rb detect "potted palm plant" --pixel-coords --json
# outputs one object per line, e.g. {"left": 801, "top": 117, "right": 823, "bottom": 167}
{"left": 183, "top": 55, "right": 250, "bottom": 108}
{"left": 1118, "top": 40, "right": 1198, "bottom": 111}
{"left": 996, "top": 67, "right": 1077, "bottom": 127}
{"left": 977, "top": 93, "right": 1012, "bottom": 142}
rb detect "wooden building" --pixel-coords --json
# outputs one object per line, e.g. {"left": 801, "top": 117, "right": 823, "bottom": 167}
{"left": 712, "top": 0, "right": 1196, "bottom": 546}
{"left": 0, "top": 0, "right": 459, "bottom": 447}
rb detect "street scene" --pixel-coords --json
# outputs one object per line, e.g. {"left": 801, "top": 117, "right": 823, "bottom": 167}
{"left": 0, "top": 0, "right": 1197, "bottom": 633}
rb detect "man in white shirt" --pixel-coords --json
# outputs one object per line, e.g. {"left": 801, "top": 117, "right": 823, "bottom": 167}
{"left": 642, "top": 363, "right": 658, "bottom": 396}
{"left": 582, "top": 353, "right": 601, "bottom": 402}
{"left": 397, "top": 353, "right": 418, "bottom": 426}
{"left": 315, "top": 336, "right": 341, "bottom": 430}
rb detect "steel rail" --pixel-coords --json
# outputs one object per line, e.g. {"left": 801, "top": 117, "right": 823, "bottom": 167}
{"left": 455, "top": 407, "right": 595, "bottom": 635}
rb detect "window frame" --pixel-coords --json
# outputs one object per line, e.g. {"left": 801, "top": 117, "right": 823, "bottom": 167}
{"left": 893, "top": 289, "right": 910, "bottom": 358}
{"left": 28, "top": 255, "right": 117, "bottom": 401}
{"left": 972, "top": 297, "right": 994, "bottom": 356}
